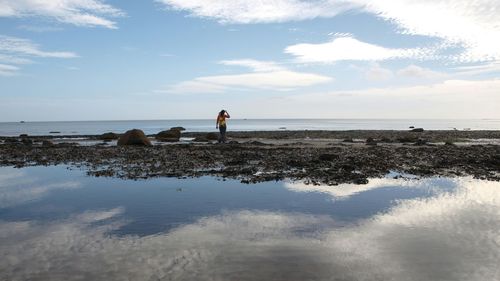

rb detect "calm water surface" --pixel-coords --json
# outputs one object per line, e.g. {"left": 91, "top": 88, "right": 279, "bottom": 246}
{"left": 0, "top": 166, "right": 499, "bottom": 280}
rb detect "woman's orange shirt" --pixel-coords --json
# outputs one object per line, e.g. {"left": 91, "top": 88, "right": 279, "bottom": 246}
{"left": 217, "top": 115, "right": 227, "bottom": 126}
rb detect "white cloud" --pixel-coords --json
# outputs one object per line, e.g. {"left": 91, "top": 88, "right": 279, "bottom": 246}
{"left": 157, "top": 1, "right": 500, "bottom": 66}
{"left": 197, "top": 71, "right": 330, "bottom": 89}
{"left": 165, "top": 59, "right": 332, "bottom": 93}
{"left": 0, "top": 0, "right": 124, "bottom": 29}
{"left": 0, "top": 35, "right": 76, "bottom": 58}
{"left": 161, "top": 80, "right": 228, "bottom": 94}
{"left": 0, "top": 177, "right": 499, "bottom": 280}
{"left": 0, "top": 63, "right": 19, "bottom": 76}
{"left": 156, "top": 0, "right": 358, "bottom": 24}
{"left": 454, "top": 62, "right": 500, "bottom": 76}
{"left": 397, "top": 64, "right": 447, "bottom": 79}
{"left": 0, "top": 35, "right": 77, "bottom": 76}
{"left": 285, "top": 36, "right": 434, "bottom": 63}
{"left": 286, "top": 78, "right": 500, "bottom": 118}
{"left": 364, "top": 63, "right": 394, "bottom": 81}
{"left": 17, "top": 25, "right": 64, "bottom": 32}
{"left": 220, "top": 59, "right": 285, "bottom": 72}
{"left": 359, "top": 0, "right": 500, "bottom": 63}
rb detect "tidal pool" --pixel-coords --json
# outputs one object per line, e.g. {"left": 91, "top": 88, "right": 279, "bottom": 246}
{"left": 0, "top": 166, "right": 498, "bottom": 281}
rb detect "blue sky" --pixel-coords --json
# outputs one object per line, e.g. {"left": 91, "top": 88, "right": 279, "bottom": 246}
{"left": 0, "top": 0, "right": 499, "bottom": 121}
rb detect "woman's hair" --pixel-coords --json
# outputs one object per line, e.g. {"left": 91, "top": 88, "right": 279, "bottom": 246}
{"left": 219, "top": 110, "right": 226, "bottom": 116}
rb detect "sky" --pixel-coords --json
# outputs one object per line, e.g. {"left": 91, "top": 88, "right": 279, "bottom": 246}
{"left": 0, "top": 0, "right": 499, "bottom": 121}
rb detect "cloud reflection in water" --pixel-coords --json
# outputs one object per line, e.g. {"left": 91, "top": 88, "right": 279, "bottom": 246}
{"left": 0, "top": 168, "right": 81, "bottom": 208}
{"left": 284, "top": 176, "right": 441, "bottom": 200}
{"left": 0, "top": 178, "right": 499, "bottom": 281}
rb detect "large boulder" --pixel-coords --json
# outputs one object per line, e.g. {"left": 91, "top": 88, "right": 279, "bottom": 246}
{"left": 410, "top": 128, "right": 424, "bottom": 132}
{"left": 99, "top": 132, "right": 119, "bottom": 141}
{"left": 42, "top": 140, "right": 54, "bottom": 147}
{"left": 366, "top": 137, "right": 377, "bottom": 145}
{"left": 170, "top": 126, "right": 186, "bottom": 132}
{"left": 193, "top": 132, "right": 219, "bottom": 142}
{"left": 156, "top": 129, "right": 181, "bottom": 142}
{"left": 414, "top": 138, "right": 428, "bottom": 146}
{"left": 117, "top": 129, "right": 152, "bottom": 146}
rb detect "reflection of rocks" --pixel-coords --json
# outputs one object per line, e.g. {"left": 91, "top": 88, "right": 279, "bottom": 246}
{"left": 117, "top": 129, "right": 151, "bottom": 146}
{"left": 1, "top": 178, "right": 499, "bottom": 281}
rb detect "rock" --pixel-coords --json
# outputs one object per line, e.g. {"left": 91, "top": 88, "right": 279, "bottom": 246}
{"left": 206, "top": 132, "right": 219, "bottom": 141}
{"left": 192, "top": 133, "right": 218, "bottom": 142}
{"left": 5, "top": 138, "right": 19, "bottom": 144}
{"left": 49, "top": 131, "right": 61, "bottom": 134}
{"left": 380, "top": 137, "right": 392, "bottom": 143}
{"left": 193, "top": 136, "right": 209, "bottom": 142}
{"left": 249, "top": 141, "right": 266, "bottom": 145}
{"left": 99, "top": 132, "right": 119, "bottom": 140}
{"left": 409, "top": 126, "right": 415, "bottom": 129}
{"left": 366, "top": 137, "right": 377, "bottom": 145}
{"left": 397, "top": 136, "right": 417, "bottom": 143}
{"left": 156, "top": 129, "right": 181, "bottom": 142}
{"left": 414, "top": 138, "right": 428, "bottom": 146}
{"left": 42, "top": 140, "right": 54, "bottom": 147}
{"left": 170, "top": 126, "right": 186, "bottom": 131}
{"left": 57, "top": 142, "right": 78, "bottom": 147}
{"left": 19, "top": 134, "right": 28, "bottom": 138}
{"left": 410, "top": 128, "right": 424, "bottom": 132}
{"left": 445, "top": 141, "right": 455, "bottom": 146}
{"left": 354, "top": 177, "right": 369, "bottom": 184}
{"left": 117, "top": 129, "right": 152, "bottom": 146}
{"left": 319, "top": 154, "right": 338, "bottom": 161}
{"left": 343, "top": 138, "right": 354, "bottom": 143}
{"left": 21, "top": 138, "right": 33, "bottom": 145}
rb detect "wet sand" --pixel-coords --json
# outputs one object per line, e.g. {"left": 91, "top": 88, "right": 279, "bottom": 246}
{"left": 1, "top": 130, "right": 499, "bottom": 184}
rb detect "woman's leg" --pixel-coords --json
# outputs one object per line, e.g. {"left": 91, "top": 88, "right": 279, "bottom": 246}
{"left": 219, "top": 125, "right": 227, "bottom": 143}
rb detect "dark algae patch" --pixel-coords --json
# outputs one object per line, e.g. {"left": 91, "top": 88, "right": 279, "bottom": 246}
{"left": 1, "top": 130, "right": 499, "bottom": 185}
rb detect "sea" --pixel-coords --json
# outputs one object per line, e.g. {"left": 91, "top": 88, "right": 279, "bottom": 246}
{"left": 1, "top": 118, "right": 499, "bottom": 136}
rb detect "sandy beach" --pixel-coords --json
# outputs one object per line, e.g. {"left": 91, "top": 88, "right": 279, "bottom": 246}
{"left": 1, "top": 130, "right": 499, "bottom": 184}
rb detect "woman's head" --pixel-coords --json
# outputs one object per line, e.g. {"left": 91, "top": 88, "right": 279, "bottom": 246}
{"left": 219, "top": 109, "right": 226, "bottom": 116}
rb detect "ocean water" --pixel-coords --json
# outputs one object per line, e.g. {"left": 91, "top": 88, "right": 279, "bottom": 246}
{"left": 0, "top": 166, "right": 499, "bottom": 280}
{"left": 0, "top": 118, "right": 499, "bottom": 136}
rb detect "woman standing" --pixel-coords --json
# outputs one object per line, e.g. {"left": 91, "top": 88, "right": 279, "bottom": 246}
{"left": 216, "top": 109, "right": 230, "bottom": 143}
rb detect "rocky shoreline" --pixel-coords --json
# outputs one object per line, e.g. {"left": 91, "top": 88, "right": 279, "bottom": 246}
{"left": 1, "top": 130, "right": 499, "bottom": 184}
